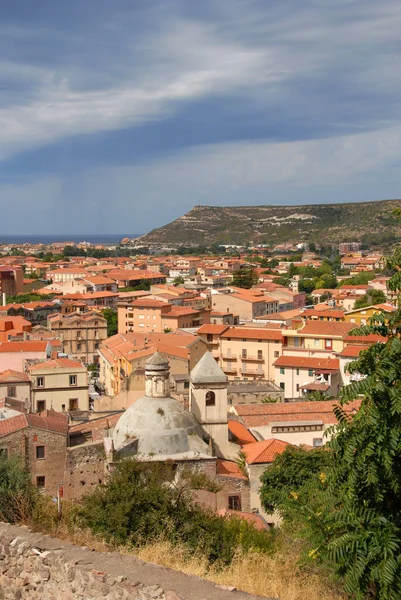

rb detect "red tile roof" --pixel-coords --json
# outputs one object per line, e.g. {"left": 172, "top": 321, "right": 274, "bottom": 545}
{"left": 197, "top": 324, "right": 230, "bottom": 335}
{"left": 0, "top": 341, "right": 49, "bottom": 353}
{"left": 273, "top": 356, "right": 339, "bottom": 370}
{"left": 220, "top": 327, "right": 282, "bottom": 341}
{"left": 297, "top": 321, "right": 354, "bottom": 337}
{"left": 217, "top": 509, "right": 268, "bottom": 530}
{"left": 0, "top": 411, "right": 67, "bottom": 437}
{"left": 28, "top": 358, "right": 85, "bottom": 371}
{"left": 242, "top": 438, "right": 291, "bottom": 464}
{"left": 0, "top": 370, "right": 30, "bottom": 382}
{"left": 216, "top": 459, "right": 247, "bottom": 480}
{"left": 228, "top": 420, "right": 257, "bottom": 445}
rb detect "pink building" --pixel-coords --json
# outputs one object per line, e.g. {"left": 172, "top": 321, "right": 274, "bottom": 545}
{"left": 0, "top": 341, "right": 52, "bottom": 372}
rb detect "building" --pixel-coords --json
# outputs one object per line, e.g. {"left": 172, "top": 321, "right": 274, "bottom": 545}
{"left": 118, "top": 298, "right": 210, "bottom": 334}
{"left": 231, "top": 399, "right": 361, "bottom": 447}
{"left": 47, "top": 268, "right": 88, "bottom": 284}
{"left": 28, "top": 357, "right": 89, "bottom": 413}
{"left": 273, "top": 355, "right": 340, "bottom": 399}
{"left": 281, "top": 321, "right": 354, "bottom": 355}
{"left": 0, "top": 340, "right": 52, "bottom": 372}
{"left": 218, "top": 327, "right": 283, "bottom": 381}
{"left": 339, "top": 242, "right": 361, "bottom": 254}
{"left": 211, "top": 289, "right": 276, "bottom": 322}
{"left": 0, "top": 266, "right": 23, "bottom": 298}
{"left": 47, "top": 311, "right": 107, "bottom": 363}
{"left": 0, "top": 370, "right": 31, "bottom": 411}
{"left": 0, "top": 316, "right": 32, "bottom": 341}
{"left": 0, "top": 411, "right": 68, "bottom": 493}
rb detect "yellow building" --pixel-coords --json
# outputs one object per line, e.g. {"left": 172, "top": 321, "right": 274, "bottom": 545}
{"left": 282, "top": 321, "right": 354, "bottom": 354}
{"left": 344, "top": 304, "right": 396, "bottom": 327}
{"left": 28, "top": 358, "right": 89, "bottom": 413}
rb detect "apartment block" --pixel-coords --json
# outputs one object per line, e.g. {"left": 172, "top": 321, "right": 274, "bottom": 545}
{"left": 47, "top": 312, "right": 107, "bottom": 363}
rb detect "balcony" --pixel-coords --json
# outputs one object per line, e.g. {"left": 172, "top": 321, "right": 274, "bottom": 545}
{"left": 240, "top": 355, "right": 264, "bottom": 362}
{"left": 223, "top": 367, "right": 237, "bottom": 375}
{"left": 240, "top": 368, "right": 264, "bottom": 376}
{"left": 221, "top": 354, "right": 237, "bottom": 360}
{"left": 207, "top": 339, "right": 219, "bottom": 346}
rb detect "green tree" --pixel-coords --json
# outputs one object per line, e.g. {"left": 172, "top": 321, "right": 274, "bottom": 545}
{"left": 322, "top": 249, "right": 401, "bottom": 598}
{"left": 353, "top": 289, "right": 386, "bottom": 309}
{"left": 0, "top": 455, "right": 38, "bottom": 523}
{"left": 101, "top": 308, "right": 118, "bottom": 337}
{"left": 260, "top": 446, "right": 331, "bottom": 517}
{"left": 173, "top": 276, "right": 185, "bottom": 286}
{"left": 232, "top": 266, "right": 258, "bottom": 289}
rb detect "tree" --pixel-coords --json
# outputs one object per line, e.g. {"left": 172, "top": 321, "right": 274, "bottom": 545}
{"left": 101, "top": 309, "right": 118, "bottom": 337}
{"left": 173, "top": 276, "right": 185, "bottom": 286}
{"left": 260, "top": 446, "right": 331, "bottom": 517}
{"left": 232, "top": 266, "right": 258, "bottom": 289}
{"left": 322, "top": 248, "right": 401, "bottom": 598}
{"left": 0, "top": 455, "right": 38, "bottom": 523}
{"left": 353, "top": 289, "right": 386, "bottom": 309}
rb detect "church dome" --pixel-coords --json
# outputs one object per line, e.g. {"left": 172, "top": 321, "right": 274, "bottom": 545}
{"left": 113, "top": 352, "right": 207, "bottom": 456}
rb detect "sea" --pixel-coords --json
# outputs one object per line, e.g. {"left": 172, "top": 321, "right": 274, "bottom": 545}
{"left": 0, "top": 234, "right": 141, "bottom": 246}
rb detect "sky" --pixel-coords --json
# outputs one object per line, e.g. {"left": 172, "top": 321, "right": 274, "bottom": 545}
{"left": 1, "top": 0, "right": 401, "bottom": 235}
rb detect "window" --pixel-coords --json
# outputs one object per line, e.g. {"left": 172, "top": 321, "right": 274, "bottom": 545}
{"left": 36, "top": 476, "right": 45, "bottom": 488}
{"left": 36, "top": 446, "right": 45, "bottom": 460}
{"left": 69, "top": 375, "right": 77, "bottom": 386}
{"left": 36, "top": 377, "right": 44, "bottom": 388}
{"left": 37, "top": 400, "right": 46, "bottom": 413}
{"left": 274, "top": 351, "right": 279, "bottom": 358}
{"left": 228, "top": 495, "right": 241, "bottom": 511}
{"left": 207, "top": 333, "right": 213, "bottom": 342}
{"left": 325, "top": 338, "right": 333, "bottom": 350}
{"left": 206, "top": 391, "right": 216, "bottom": 407}
{"left": 314, "top": 339, "right": 320, "bottom": 347}
{"left": 94, "top": 320, "right": 98, "bottom": 326}
{"left": 7, "top": 386, "right": 16, "bottom": 398}
{"left": 308, "top": 369, "right": 314, "bottom": 377}
{"left": 313, "top": 438, "right": 323, "bottom": 447}
{"left": 69, "top": 398, "right": 78, "bottom": 411}
{"left": 280, "top": 367, "right": 285, "bottom": 375}
{"left": 257, "top": 350, "right": 263, "bottom": 360}
{"left": 184, "top": 381, "right": 189, "bottom": 389}
{"left": 241, "top": 349, "right": 247, "bottom": 358}
{"left": 61, "top": 404, "right": 65, "bottom": 412}
{"left": 296, "top": 384, "right": 300, "bottom": 392}
{"left": 280, "top": 382, "right": 285, "bottom": 391}
{"left": 77, "top": 343, "right": 82, "bottom": 351}
{"left": 296, "top": 368, "right": 300, "bottom": 376}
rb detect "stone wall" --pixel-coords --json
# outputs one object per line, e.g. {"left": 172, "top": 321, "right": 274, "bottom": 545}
{"left": 0, "top": 522, "right": 270, "bottom": 600}
{"left": 65, "top": 441, "right": 106, "bottom": 500}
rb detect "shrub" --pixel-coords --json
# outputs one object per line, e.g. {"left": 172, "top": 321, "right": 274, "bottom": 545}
{"left": 0, "top": 455, "right": 39, "bottom": 523}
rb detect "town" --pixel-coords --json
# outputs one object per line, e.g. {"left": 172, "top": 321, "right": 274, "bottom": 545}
{"left": 0, "top": 237, "right": 392, "bottom": 525}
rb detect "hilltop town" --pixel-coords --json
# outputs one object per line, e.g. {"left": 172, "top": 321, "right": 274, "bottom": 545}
{"left": 0, "top": 235, "right": 392, "bottom": 519}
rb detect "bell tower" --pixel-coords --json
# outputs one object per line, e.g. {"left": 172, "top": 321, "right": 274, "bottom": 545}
{"left": 190, "top": 352, "right": 229, "bottom": 457}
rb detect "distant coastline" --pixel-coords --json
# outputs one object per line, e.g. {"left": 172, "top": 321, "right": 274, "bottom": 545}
{"left": 0, "top": 234, "right": 141, "bottom": 246}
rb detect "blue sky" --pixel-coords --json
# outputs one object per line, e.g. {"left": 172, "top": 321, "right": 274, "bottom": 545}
{"left": 1, "top": 0, "right": 401, "bottom": 235}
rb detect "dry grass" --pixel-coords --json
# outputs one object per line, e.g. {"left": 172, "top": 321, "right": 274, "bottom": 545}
{"left": 132, "top": 541, "right": 346, "bottom": 600}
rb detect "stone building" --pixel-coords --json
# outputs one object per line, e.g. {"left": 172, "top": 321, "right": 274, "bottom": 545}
{"left": 0, "top": 411, "right": 68, "bottom": 493}
{"left": 47, "top": 311, "right": 107, "bottom": 363}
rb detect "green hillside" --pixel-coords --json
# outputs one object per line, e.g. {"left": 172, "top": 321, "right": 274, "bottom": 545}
{"left": 136, "top": 199, "right": 401, "bottom": 247}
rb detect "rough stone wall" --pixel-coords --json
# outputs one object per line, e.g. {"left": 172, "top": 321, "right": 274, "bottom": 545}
{"left": 0, "top": 522, "right": 269, "bottom": 600}
{"left": 0, "top": 429, "right": 67, "bottom": 493}
{"left": 65, "top": 441, "right": 106, "bottom": 500}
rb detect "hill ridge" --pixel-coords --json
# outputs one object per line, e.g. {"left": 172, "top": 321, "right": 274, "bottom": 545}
{"left": 136, "top": 199, "right": 401, "bottom": 246}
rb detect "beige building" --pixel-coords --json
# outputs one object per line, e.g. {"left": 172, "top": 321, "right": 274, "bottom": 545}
{"left": 118, "top": 298, "right": 210, "bottom": 334}
{"left": 48, "top": 311, "right": 107, "bottom": 363}
{"left": 218, "top": 327, "right": 283, "bottom": 381}
{"left": 28, "top": 358, "right": 89, "bottom": 413}
{"left": 211, "top": 289, "right": 276, "bottom": 322}
{"left": 0, "top": 369, "right": 31, "bottom": 410}
{"left": 282, "top": 321, "right": 354, "bottom": 354}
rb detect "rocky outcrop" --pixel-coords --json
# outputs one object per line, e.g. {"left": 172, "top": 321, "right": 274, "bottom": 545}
{"left": 0, "top": 522, "right": 274, "bottom": 600}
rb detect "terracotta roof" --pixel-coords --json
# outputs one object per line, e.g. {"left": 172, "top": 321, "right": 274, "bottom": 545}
{"left": 274, "top": 356, "right": 339, "bottom": 370}
{"left": 299, "top": 382, "right": 330, "bottom": 391}
{"left": 0, "top": 370, "right": 30, "bottom": 382}
{"left": 197, "top": 324, "right": 230, "bottom": 335}
{"left": 228, "top": 420, "right": 257, "bottom": 445}
{"left": 220, "top": 327, "right": 282, "bottom": 341}
{"left": 242, "top": 438, "right": 291, "bottom": 464}
{"left": 297, "top": 321, "right": 354, "bottom": 337}
{"left": 0, "top": 412, "right": 68, "bottom": 437}
{"left": 344, "top": 334, "right": 387, "bottom": 344}
{"left": 217, "top": 509, "right": 268, "bottom": 530}
{"left": 28, "top": 358, "right": 85, "bottom": 371}
{"left": 338, "top": 345, "right": 368, "bottom": 357}
{"left": 0, "top": 341, "right": 49, "bottom": 353}
{"left": 302, "top": 309, "right": 345, "bottom": 319}
{"left": 216, "top": 459, "right": 247, "bottom": 480}
{"left": 234, "top": 399, "right": 361, "bottom": 427}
